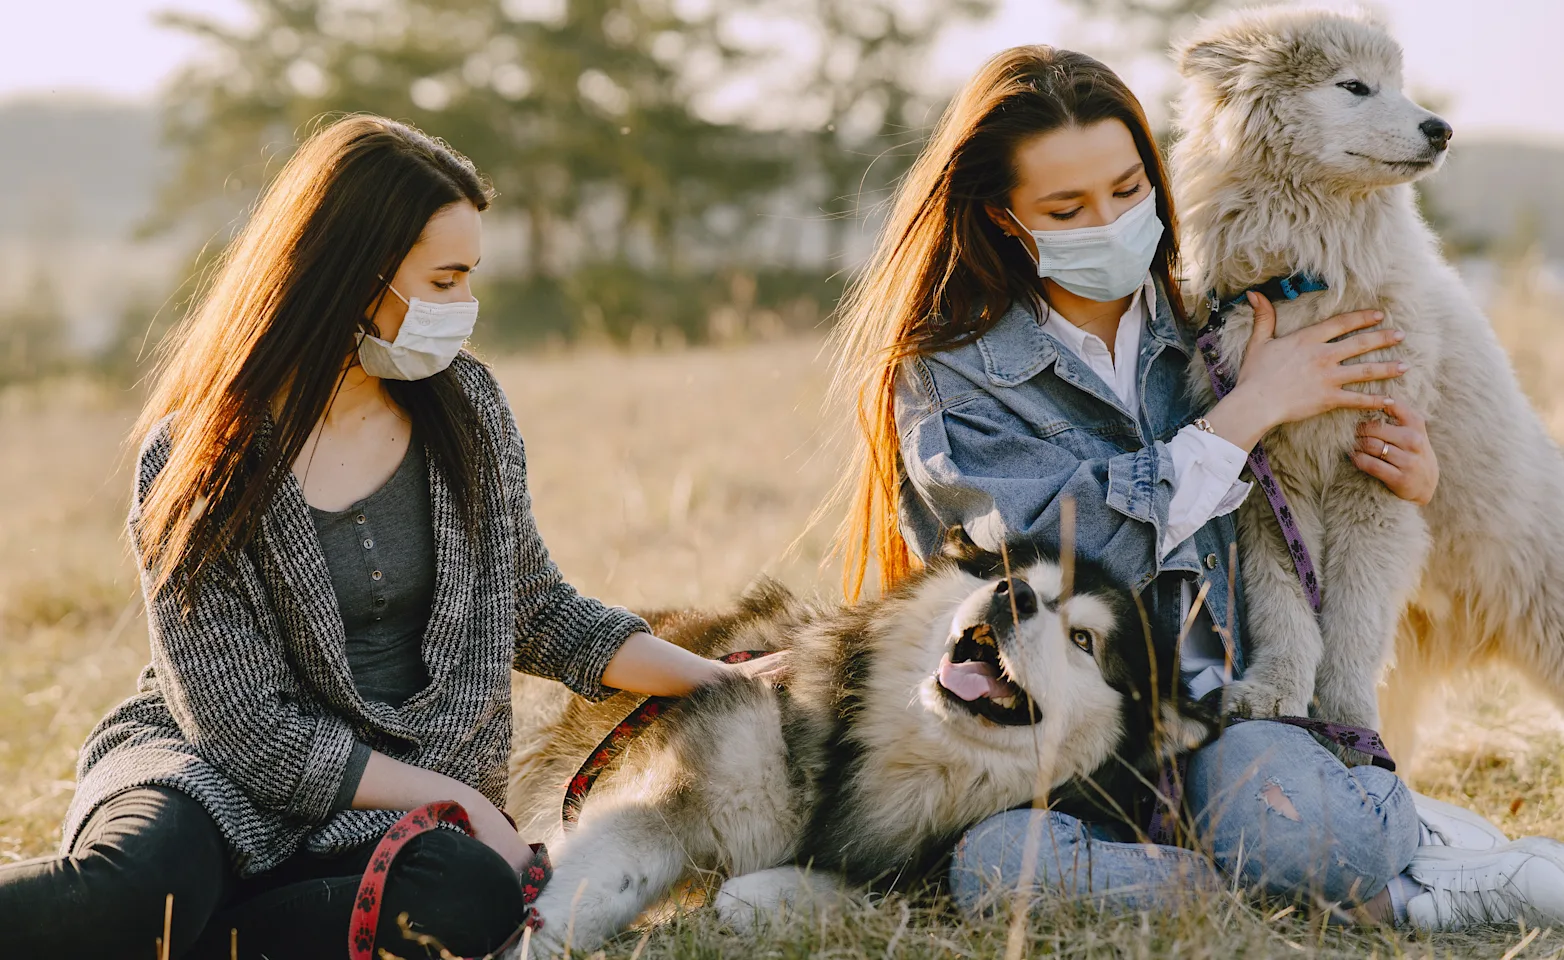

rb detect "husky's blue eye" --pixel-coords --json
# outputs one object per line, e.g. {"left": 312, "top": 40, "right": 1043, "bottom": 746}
{"left": 1070, "top": 629, "right": 1094, "bottom": 653}
{"left": 1337, "top": 80, "right": 1372, "bottom": 97}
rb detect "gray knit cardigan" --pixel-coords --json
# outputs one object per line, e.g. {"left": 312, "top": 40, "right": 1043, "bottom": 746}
{"left": 60, "top": 353, "right": 649, "bottom": 877}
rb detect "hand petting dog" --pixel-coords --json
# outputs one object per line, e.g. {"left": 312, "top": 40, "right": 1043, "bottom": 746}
{"left": 1353, "top": 398, "right": 1439, "bottom": 506}
{"left": 724, "top": 649, "right": 791, "bottom": 685}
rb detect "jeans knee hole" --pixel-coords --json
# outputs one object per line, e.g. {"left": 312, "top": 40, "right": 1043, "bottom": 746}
{"left": 1257, "top": 779, "right": 1302, "bottom": 822}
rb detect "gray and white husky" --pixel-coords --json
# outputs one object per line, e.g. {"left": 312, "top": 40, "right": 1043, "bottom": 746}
{"left": 509, "top": 531, "right": 1218, "bottom": 953}
{"left": 1174, "top": 7, "right": 1564, "bottom": 755}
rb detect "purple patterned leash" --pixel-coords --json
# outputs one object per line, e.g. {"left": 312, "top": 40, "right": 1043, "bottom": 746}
{"left": 1195, "top": 324, "right": 1321, "bottom": 614}
{"left": 1252, "top": 716, "right": 1395, "bottom": 770}
{"left": 1152, "top": 294, "right": 1399, "bottom": 846}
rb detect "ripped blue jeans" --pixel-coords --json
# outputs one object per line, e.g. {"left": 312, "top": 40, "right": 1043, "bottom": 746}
{"left": 950, "top": 721, "right": 1421, "bottom": 912}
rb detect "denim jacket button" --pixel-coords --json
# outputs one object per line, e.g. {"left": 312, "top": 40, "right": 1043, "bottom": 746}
{"left": 1204, "top": 553, "right": 1219, "bottom": 569}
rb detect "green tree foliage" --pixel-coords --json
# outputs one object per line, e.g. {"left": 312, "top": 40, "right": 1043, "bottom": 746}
{"left": 148, "top": 0, "right": 995, "bottom": 344}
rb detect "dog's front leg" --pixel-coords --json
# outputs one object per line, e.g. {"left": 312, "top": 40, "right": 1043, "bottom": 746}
{"left": 528, "top": 803, "right": 693, "bottom": 956}
{"left": 1221, "top": 495, "right": 1323, "bottom": 719}
{"left": 1314, "top": 489, "right": 1430, "bottom": 732}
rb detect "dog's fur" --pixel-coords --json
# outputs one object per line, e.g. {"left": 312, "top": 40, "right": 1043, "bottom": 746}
{"left": 1173, "top": 7, "right": 1564, "bottom": 755}
{"left": 509, "top": 532, "right": 1217, "bottom": 953}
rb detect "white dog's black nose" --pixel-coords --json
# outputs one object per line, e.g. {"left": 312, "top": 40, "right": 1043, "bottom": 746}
{"left": 1419, "top": 117, "right": 1452, "bottom": 151}
{"left": 992, "top": 578, "right": 1038, "bottom": 620}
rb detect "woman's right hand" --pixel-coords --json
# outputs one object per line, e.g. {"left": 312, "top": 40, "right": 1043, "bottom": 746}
{"left": 457, "top": 787, "right": 537, "bottom": 872}
{"left": 1205, "top": 291, "right": 1405, "bottom": 451}
{"left": 353, "top": 749, "right": 534, "bottom": 872}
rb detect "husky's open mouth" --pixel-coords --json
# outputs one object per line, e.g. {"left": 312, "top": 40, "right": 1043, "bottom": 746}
{"left": 935, "top": 622, "right": 1040, "bottom": 726}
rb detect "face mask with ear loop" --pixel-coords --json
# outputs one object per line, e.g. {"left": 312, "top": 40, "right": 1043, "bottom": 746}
{"left": 357, "top": 277, "right": 480, "bottom": 380}
{"left": 1006, "top": 187, "right": 1164, "bottom": 302}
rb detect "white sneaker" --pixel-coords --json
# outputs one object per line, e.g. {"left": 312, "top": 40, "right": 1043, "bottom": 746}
{"left": 1406, "top": 837, "right": 1564, "bottom": 930}
{"left": 1411, "top": 791, "right": 1509, "bottom": 850}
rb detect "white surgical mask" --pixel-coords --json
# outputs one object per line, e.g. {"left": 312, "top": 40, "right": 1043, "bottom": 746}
{"left": 358, "top": 280, "right": 479, "bottom": 380}
{"left": 1008, "top": 188, "right": 1163, "bottom": 302}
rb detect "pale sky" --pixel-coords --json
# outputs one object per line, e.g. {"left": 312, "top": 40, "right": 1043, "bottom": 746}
{"left": 3, "top": 0, "right": 1562, "bottom": 143}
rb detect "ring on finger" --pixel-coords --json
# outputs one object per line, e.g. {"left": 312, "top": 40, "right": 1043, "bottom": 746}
{"left": 1381, "top": 441, "right": 1392, "bottom": 458}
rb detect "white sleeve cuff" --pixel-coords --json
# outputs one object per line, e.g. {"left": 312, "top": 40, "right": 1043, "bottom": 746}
{"left": 1159, "top": 425, "right": 1253, "bottom": 561}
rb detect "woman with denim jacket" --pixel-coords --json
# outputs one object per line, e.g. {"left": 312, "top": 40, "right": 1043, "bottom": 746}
{"left": 827, "top": 46, "right": 1561, "bottom": 931}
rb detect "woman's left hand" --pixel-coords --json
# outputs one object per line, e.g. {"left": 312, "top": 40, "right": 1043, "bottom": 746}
{"left": 602, "top": 632, "right": 790, "bottom": 697}
{"left": 1351, "top": 398, "right": 1438, "bottom": 505}
{"left": 724, "top": 650, "right": 791, "bottom": 686}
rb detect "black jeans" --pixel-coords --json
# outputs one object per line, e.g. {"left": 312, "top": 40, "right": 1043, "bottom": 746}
{"left": 0, "top": 786, "right": 528, "bottom": 959}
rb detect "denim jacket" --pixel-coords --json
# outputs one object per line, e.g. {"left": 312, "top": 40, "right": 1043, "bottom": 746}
{"left": 894, "top": 279, "right": 1247, "bottom": 671}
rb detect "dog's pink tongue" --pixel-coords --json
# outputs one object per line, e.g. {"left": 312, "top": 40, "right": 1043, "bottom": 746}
{"left": 937, "top": 654, "right": 1009, "bottom": 702}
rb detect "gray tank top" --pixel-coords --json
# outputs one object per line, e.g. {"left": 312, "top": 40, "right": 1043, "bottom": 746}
{"left": 308, "top": 438, "right": 435, "bottom": 708}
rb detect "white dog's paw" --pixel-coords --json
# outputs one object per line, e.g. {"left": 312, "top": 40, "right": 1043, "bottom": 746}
{"left": 713, "top": 888, "right": 768, "bottom": 936}
{"left": 502, "top": 931, "right": 557, "bottom": 960}
{"left": 1220, "top": 676, "right": 1309, "bottom": 720}
{"left": 525, "top": 891, "right": 598, "bottom": 958}
{"left": 513, "top": 922, "right": 570, "bottom": 959}
{"left": 496, "top": 926, "right": 554, "bottom": 960}
{"left": 713, "top": 867, "right": 846, "bottom": 934}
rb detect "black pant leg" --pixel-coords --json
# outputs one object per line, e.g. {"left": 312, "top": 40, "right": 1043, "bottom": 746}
{"left": 190, "top": 827, "right": 528, "bottom": 960}
{"left": 0, "top": 785, "right": 234, "bottom": 959}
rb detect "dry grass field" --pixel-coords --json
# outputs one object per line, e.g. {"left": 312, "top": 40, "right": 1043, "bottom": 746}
{"left": 4, "top": 264, "right": 1564, "bottom": 957}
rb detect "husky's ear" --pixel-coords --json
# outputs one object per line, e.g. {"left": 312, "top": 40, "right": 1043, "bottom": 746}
{"left": 939, "top": 524, "right": 985, "bottom": 564}
{"left": 1154, "top": 698, "right": 1222, "bottom": 763}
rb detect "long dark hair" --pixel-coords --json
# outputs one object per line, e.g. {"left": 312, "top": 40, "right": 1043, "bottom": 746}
{"left": 826, "top": 46, "right": 1187, "bottom": 600}
{"left": 133, "top": 114, "right": 494, "bottom": 590}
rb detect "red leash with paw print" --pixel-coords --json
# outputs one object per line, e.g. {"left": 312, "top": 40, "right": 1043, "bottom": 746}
{"left": 561, "top": 649, "right": 775, "bottom": 829}
{"left": 348, "top": 800, "right": 552, "bottom": 960}
{"left": 351, "top": 650, "right": 774, "bottom": 958}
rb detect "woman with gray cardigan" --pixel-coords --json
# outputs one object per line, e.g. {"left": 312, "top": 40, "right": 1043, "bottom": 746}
{"left": 0, "top": 115, "right": 764, "bottom": 958}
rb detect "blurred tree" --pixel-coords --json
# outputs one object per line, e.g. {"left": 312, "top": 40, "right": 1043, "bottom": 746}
{"left": 146, "top": 0, "right": 996, "bottom": 344}
{"left": 151, "top": 0, "right": 786, "bottom": 274}
{"left": 1055, "top": 0, "right": 1237, "bottom": 149}
{"left": 719, "top": 0, "right": 997, "bottom": 269}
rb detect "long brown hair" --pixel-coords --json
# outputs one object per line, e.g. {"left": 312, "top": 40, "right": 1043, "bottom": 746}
{"left": 133, "top": 114, "right": 494, "bottom": 591}
{"left": 827, "top": 46, "right": 1188, "bottom": 601}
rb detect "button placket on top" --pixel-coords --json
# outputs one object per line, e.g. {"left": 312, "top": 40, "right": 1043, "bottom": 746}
{"left": 356, "top": 509, "right": 387, "bottom": 622}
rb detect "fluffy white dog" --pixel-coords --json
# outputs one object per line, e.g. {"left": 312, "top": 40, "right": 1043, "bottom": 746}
{"left": 1173, "top": 7, "right": 1564, "bottom": 757}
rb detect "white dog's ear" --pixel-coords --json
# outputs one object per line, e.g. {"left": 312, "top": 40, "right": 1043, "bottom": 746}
{"left": 1175, "top": 30, "right": 1249, "bottom": 81}
{"left": 1174, "top": 8, "right": 1296, "bottom": 84}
